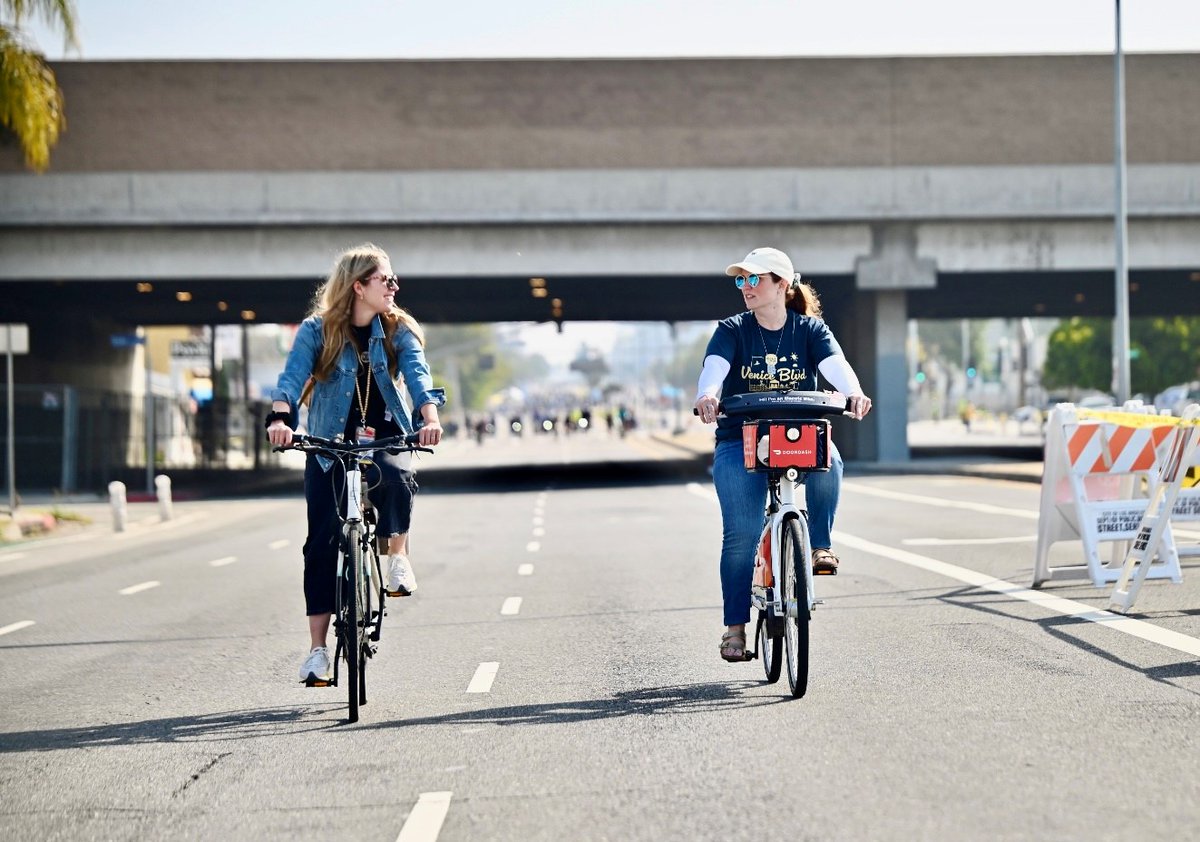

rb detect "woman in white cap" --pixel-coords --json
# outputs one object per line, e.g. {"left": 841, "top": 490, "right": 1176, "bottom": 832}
{"left": 693, "top": 247, "right": 872, "bottom": 662}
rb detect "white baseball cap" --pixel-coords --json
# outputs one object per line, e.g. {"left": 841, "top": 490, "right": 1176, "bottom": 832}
{"left": 725, "top": 247, "right": 795, "bottom": 280}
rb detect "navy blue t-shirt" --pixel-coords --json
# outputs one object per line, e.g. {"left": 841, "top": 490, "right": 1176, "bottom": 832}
{"left": 704, "top": 311, "right": 842, "bottom": 441}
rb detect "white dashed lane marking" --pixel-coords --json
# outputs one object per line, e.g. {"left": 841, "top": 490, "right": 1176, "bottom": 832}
{"left": 209, "top": 556, "right": 238, "bottom": 567}
{"left": 500, "top": 597, "right": 522, "bottom": 615}
{"left": 118, "top": 580, "right": 160, "bottom": 596}
{"left": 466, "top": 662, "right": 499, "bottom": 693}
{"left": 517, "top": 563, "right": 534, "bottom": 576}
{"left": 0, "top": 620, "right": 35, "bottom": 637}
{"left": 395, "top": 791, "right": 453, "bottom": 842}
{"left": 268, "top": 539, "right": 290, "bottom": 550}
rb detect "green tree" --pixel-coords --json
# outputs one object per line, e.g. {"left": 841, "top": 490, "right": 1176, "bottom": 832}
{"left": 424, "top": 324, "right": 513, "bottom": 412}
{"left": 1042, "top": 317, "right": 1114, "bottom": 393}
{"left": 1, "top": 0, "right": 77, "bottom": 172}
{"left": 1042, "top": 316, "right": 1200, "bottom": 396}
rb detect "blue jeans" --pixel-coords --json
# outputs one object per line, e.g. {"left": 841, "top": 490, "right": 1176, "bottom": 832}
{"left": 712, "top": 437, "right": 843, "bottom": 626}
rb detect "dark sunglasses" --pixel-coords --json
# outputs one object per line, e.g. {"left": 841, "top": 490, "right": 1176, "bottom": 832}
{"left": 367, "top": 273, "right": 400, "bottom": 290}
{"left": 734, "top": 273, "right": 768, "bottom": 289}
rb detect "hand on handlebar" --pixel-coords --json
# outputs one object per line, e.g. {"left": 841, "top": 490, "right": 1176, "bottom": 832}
{"left": 266, "top": 420, "right": 295, "bottom": 448}
{"left": 845, "top": 394, "right": 872, "bottom": 420}
{"left": 694, "top": 395, "right": 720, "bottom": 425}
{"left": 416, "top": 419, "right": 443, "bottom": 448}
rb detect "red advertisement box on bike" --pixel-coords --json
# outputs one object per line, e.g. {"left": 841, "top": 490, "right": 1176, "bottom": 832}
{"left": 741, "top": 419, "right": 832, "bottom": 472}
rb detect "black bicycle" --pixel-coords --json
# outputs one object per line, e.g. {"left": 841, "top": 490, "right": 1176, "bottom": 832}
{"left": 276, "top": 432, "right": 432, "bottom": 723}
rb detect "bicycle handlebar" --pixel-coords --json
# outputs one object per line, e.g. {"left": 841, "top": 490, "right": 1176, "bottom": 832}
{"left": 273, "top": 432, "right": 434, "bottom": 457}
{"left": 693, "top": 390, "right": 859, "bottom": 419}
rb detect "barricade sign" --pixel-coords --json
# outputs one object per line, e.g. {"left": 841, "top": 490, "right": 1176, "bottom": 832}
{"left": 1108, "top": 405, "right": 1200, "bottom": 613}
{"left": 1032, "top": 403, "right": 1187, "bottom": 589}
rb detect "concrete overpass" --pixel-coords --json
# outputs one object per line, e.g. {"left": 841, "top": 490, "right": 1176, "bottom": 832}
{"left": 2, "top": 54, "right": 1199, "bottom": 462}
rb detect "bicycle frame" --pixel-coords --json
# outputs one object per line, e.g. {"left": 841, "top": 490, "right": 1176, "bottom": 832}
{"left": 751, "top": 468, "right": 816, "bottom": 622}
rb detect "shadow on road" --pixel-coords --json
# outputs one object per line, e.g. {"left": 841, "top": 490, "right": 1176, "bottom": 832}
{"left": 362, "top": 680, "right": 789, "bottom": 731}
{"left": 0, "top": 704, "right": 342, "bottom": 753}
{"left": 931, "top": 585, "right": 1200, "bottom": 696}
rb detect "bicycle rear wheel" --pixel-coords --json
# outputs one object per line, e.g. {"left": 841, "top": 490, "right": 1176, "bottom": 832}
{"left": 341, "top": 524, "right": 363, "bottom": 723}
{"left": 782, "top": 516, "right": 811, "bottom": 698}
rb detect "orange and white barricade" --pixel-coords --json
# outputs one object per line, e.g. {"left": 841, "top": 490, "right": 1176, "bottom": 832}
{"left": 1108, "top": 405, "right": 1200, "bottom": 612}
{"left": 1033, "top": 403, "right": 1184, "bottom": 588}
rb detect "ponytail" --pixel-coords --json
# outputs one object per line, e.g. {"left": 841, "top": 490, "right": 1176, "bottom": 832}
{"left": 785, "top": 273, "right": 823, "bottom": 318}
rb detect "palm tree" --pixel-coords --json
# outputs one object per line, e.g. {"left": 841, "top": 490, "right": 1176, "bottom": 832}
{"left": 0, "top": 0, "right": 78, "bottom": 172}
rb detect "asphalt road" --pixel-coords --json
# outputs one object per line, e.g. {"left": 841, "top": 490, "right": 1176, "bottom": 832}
{"left": 1, "top": 431, "right": 1198, "bottom": 841}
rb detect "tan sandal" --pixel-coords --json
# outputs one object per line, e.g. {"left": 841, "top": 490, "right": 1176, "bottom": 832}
{"left": 812, "top": 548, "right": 840, "bottom": 576}
{"left": 719, "top": 629, "right": 750, "bottom": 662}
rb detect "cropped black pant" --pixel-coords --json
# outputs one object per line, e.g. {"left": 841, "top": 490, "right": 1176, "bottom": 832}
{"left": 301, "top": 452, "right": 418, "bottom": 615}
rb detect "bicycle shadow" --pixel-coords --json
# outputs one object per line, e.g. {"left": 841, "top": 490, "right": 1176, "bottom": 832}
{"left": 0, "top": 704, "right": 342, "bottom": 754}
{"left": 361, "top": 679, "right": 789, "bottom": 732}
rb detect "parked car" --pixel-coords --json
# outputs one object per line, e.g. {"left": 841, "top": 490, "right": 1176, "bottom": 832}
{"left": 1167, "top": 381, "right": 1200, "bottom": 417}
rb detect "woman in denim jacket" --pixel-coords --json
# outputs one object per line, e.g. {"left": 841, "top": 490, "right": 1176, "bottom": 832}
{"left": 266, "top": 243, "right": 445, "bottom": 686}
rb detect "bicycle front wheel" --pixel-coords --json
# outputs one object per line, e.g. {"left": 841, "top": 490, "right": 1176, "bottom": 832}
{"left": 756, "top": 611, "right": 782, "bottom": 683}
{"left": 782, "top": 516, "right": 811, "bottom": 698}
{"left": 342, "top": 524, "right": 363, "bottom": 723}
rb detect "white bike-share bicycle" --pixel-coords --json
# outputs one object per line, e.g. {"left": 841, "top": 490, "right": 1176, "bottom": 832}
{"left": 713, "top": 390, "right": 848, "bottom": 698}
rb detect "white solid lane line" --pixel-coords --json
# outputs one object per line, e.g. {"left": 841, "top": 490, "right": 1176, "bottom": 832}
{"left": 500, "top": 597, "right": 522, "bottom": 616}
{"left": 0, "top": 552, "right": 27, "bottom": 563}
{"left": 0, "top": 620, "right": 35, "bottom": 637}
{"left": 119, "top": 580, "right": 161, "bottom": 596}
{"left": 395, "top": 791, "right": 453, "bottom": 842}
{"left": 209, "top": 556, "right": 238, "bottom": 567}
{"left": 834, "top": 531, "right": 1200, "bottom": 658}
{"left": 903, "top": 535, "right": 1038, "bottom": 546}
{"left": 517, "top": 563, "right": 534, "bottom": 576}
{"left": 842, "top": 481, "right": 1039, "bottom": 520}
{"left": 466, "top": 662, "right": 499, "bottom": 693}
{"left": 268, "top": 539, "right": 290, "bottom": 550}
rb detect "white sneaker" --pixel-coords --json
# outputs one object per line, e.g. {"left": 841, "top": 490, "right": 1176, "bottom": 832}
{"left": 386, "top": 554, "right": 418, "bottom": 596}
{"left": 298, "top": 646, "right": 332, "bottom": 685}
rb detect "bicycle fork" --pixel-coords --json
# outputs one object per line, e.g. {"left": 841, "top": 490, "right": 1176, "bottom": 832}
{"left": 754, "top": 474, "right": 818, "bottom": 619}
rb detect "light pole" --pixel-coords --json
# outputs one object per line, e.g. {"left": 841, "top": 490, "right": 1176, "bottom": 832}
{"left": 1113, "top": 0, "right": 1132, "bottom": 403}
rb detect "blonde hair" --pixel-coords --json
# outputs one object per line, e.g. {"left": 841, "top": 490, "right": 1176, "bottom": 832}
{"left": 301, "top": 243, "right": 425, "bottom": 402}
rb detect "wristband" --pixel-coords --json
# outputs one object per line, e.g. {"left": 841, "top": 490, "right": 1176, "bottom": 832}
{"left": 264, "top": 410, "right": 293, "bottom": 429}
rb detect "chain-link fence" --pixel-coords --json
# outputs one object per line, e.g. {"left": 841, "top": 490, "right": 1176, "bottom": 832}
{"left": 0, "top": 384, "right": 279, "bottom": 494}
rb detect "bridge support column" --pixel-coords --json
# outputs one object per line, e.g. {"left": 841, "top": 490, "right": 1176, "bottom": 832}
{"left": 840, "top": 224, "right": 936, "bottom": 463}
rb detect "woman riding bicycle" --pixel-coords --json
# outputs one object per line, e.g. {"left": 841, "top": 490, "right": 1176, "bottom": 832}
{"left": 693, "top": 247, "right": 872, "bottom": 663}
{"left": 266, "top": 243, "right": 445, "bottom": 685}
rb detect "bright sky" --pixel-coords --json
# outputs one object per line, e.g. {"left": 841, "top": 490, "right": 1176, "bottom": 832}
{"left": 23, "top": 0, "right": 1200, "bottom": 60}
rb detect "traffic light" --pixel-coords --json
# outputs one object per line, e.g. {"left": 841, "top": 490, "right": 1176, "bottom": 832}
{"left": 966, "top": 357, "right": 977, "bottom": 379}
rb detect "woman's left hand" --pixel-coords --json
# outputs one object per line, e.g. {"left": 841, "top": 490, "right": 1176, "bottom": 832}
{"left": 417, "top": 419, "right": 443, "bottom": 447}
{"left": 846, "top": 394, "right": 873, "bottom": 420}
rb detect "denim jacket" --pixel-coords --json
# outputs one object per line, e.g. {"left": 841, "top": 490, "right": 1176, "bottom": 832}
{"left": 272, "top": 315, "right": 445, "bottom": 471}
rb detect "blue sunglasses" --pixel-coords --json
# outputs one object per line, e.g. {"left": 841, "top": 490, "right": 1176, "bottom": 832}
{"left": 734, "top": 273, "right": 767, "bottom": 289}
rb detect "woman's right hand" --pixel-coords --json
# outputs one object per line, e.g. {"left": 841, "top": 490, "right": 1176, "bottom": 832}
{"left": 267, "top": 421, "right": 294, "bottom": 447}
{"left": 694, "top": 395, "right": 719, "bottom": 424}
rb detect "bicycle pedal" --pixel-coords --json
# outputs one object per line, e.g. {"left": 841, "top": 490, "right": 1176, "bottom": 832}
{"left": 302, "top": 675, "right": 333, "bottom": 688}
{"left": 744, "top": 650, "right": 757, "bottom": 661}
